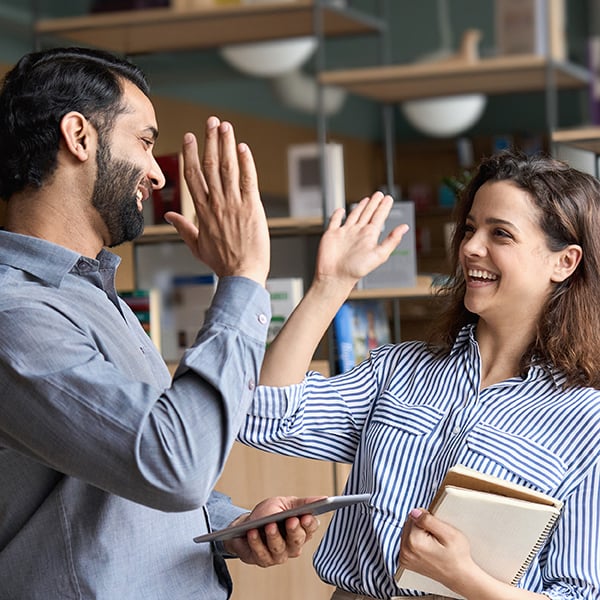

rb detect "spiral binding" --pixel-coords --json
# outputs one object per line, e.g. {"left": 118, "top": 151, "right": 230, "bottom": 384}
{"left": 510, "top": 508, "right": 563, "bottom": 584}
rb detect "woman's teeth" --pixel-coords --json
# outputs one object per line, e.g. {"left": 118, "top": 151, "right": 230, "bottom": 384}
{"left": 468, "top": 269, "right": 498, "bottom": 281}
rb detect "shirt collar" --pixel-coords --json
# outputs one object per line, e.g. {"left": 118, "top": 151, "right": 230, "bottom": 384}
{"left": 453, "top": 322, "right": 563, "bottom": 388}
{"left": 0, "top": 229, "right": 120, "bottom": 288}
{"left": 450, "top": 323, "right": 477, "bottom": 354}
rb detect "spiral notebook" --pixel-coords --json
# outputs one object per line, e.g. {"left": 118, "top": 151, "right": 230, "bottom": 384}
{"left": 395, "top": 465, "right": 563, "bottom": 599}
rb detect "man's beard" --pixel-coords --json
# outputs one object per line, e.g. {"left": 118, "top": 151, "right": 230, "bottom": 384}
{"left": 92, "top": 138, "right": 145, "bottom": 248}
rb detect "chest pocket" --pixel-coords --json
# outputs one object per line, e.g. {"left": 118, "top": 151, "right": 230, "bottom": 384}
{"left": 370, "top": 392, "right": 444, "bottom": 436}
{"left": 466, "top": 422, "right": 566, "bottom": 493}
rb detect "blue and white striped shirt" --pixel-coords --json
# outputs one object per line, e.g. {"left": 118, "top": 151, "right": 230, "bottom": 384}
{"left": 239, "top": 325, "right": 600, "bottom": 600}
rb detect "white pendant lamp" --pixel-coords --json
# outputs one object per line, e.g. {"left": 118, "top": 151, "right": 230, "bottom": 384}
{"left": 220, "top": 36, "right": 318, "bottom": 78}
{"left": 219, "top": 0, "right": 318, "bottom": 78}
{"left": 400, "top": 0, "right": 487, "bottom": 138}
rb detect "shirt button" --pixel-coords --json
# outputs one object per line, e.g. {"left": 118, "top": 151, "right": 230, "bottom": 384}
{"left": 248, "top": 378, "right": 256, "bottom": 391}
{"left": 258, "top": 313, "right": 268, "bottom": 325}
{"left": 452, "top": 426, "right": 461, "bottom": 435}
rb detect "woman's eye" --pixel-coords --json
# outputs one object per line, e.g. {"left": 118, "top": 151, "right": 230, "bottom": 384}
{"left": 494, "top": 228, "right": 511, "bottom": 238}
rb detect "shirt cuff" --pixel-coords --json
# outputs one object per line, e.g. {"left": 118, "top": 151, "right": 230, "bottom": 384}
{"left": 207, "top": 276, "right": 271, "bottom": 341}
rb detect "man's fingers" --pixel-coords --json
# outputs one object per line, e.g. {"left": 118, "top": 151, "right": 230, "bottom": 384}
{"left": 244, "top": 525, "right": 287, "bottom": 567}
{"left": 237, "top": 142, "right": 259, "bottom": 204}
{"left": 263, "top": 522, "right": 289, "bottom": 559}
{"left": 181, "top": 131, "right": 208, "bottom": 205}
{"left": 163, "top": 211, "right": 201, "bottom": 259}
{"left": 218, "top": 121, "right": 241, "bottom": 202}
{"left": 201, "top": 116, "right": 224, "bottom": 200}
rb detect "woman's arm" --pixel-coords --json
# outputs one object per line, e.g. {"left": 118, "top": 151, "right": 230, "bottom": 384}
{"left": 260, "top": 192, "right": 408, "bottom": 386}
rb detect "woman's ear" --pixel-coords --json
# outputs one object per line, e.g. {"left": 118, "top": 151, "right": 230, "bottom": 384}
{"left": 60, "top": 111, "right": 93, "bottom": 161}
{"left": 551, "top": 244, "right": 582, "bottom": 283}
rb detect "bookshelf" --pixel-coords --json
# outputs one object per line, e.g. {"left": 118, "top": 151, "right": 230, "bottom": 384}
{"left": 139, "top": 216, "right": 324, "bottom": 244}
{"left": 349, "top": 275, "right": 435, "bottom": 301}
{"left": 319, "top": 54, "right": 590, "bottom": 103}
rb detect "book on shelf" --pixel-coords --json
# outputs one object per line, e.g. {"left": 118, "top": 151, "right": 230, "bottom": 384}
{"left": 287, "top": 142, "right": 345, "bottom": 219}
{"left": 553, "top": 142, "right": 600, "bottom": 178}
{"left": 146, "top": 153, "right": 194, "bottom": 226}
{"left": 120, "top": 289, "right": 162, "bottom": 352}
{"left": 332, "top": 300, "right": 391, "bottom": 373}
{"left": 494, "top": 0, "right": 566, "bottom": 60}
{"left": 395, "top": 464, "right": 563, "bottom": 599}
{"left": 357, "top": 201, "right": 416, "bottom": 290}
{"left": 164, "top": 273, "right": 217, "bottom": 361}
{"left": 265, "top": 277, "right": 304, "bottom": 346}
{"left": 589, "top": 0, "right": 600, "bottom": 126}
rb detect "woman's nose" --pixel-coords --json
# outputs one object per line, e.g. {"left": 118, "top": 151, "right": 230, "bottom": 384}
{"left": 462, "top": 232, "right": 486, "bottom": 256}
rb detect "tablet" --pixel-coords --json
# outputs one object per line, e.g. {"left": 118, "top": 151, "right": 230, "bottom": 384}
{"left": 193, "top": 493, "right": 371, "bottom": 543}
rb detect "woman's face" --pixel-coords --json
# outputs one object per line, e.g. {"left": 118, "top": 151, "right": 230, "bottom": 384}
{"left": 459, "top": 180, "right": 565, "bottom": 328}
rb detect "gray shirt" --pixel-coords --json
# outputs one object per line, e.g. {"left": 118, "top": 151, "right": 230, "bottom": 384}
{"left": 0, "top": 230, "right": 271, "bottom": 599}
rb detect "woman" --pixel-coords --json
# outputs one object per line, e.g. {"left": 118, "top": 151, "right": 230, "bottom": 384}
{"left": 238, "top": 150, "right": 600, "bottom": 600}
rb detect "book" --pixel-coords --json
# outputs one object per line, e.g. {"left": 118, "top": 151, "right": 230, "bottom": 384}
{"left": 494, "top": 0, "right": 566, "bottom": 61}
{"left": 357, "top": 201, "right": 416, "bottom": 290}
{"left": 287, "top": 142, "right": 345, "bottom": 219}
{"left": 265, "top": 277, "right": 304, "bottom": 345}
{"left": 168, "top": 273, "right": 217, "bottom": 361}
{"left": 120, "top": 289, "right": 162, "bottom": 352}
{"left": 332, "top": 302, "right": 355, "bottom": 374}
{"left": 148, "top": 153, "right": 195, "bottom": 226}
{"left": 395, "top": 464, "right": 563, "bottom": 599}
{"left": 553, "top": 141, "right": 599, "bottom": 179}
{"left": 332, "top": 300, "right": 391, "bottom": 373}
{"left": 589, "top": 35, "right": 600, "bottom": 125}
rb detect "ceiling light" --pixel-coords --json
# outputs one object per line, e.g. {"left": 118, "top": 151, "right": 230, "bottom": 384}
{"left": 401, "top": 94, "right": 487, "bottom": 138}
{"left": 271, "top": 68, "right": 346, "bottom": 115}
{"left": 220, "top": 36, "right": 317, "bottom": 78}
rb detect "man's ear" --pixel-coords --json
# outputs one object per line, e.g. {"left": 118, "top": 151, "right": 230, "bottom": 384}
{"left": 60, "top": 111, "right": 93, "bottom": 161}
{"left": 551, "top": 244, "right": 583, "bottom": 283}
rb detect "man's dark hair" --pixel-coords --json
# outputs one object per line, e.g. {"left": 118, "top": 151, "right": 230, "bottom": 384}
{"left": 0, "top": 46, "right": 150, "bottom": 200}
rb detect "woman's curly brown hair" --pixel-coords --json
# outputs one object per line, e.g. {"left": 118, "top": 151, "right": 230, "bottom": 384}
{"left": 428, "top": 149, "right": 600, "bottom": 390}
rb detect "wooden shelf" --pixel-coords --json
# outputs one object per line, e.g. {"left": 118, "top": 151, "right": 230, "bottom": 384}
{"left": 319, "top": 55, "right": 590, "bottom": 103}
{"left": 266, "top": 216, "right": 324, "bottom": 236}
{"left": 552, "top": 126, "right": 600, "bottom": 153}
{"left": 349, "top": 275, "right": 436, "bottom": 300}
{"left": 34, "top": 1, "right": 382, "bottom": 55}
{"left": 139, "top": 216, "right": 324, "bottom": 243}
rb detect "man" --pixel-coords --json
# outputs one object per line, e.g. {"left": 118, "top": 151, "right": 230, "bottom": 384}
{"left": 0, "top": 46, "right": 318, "bottom": 599}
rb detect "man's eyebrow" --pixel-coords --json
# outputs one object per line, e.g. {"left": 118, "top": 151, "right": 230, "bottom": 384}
{"left": 144, "top": 126, "right": 159, "bottom": 141}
